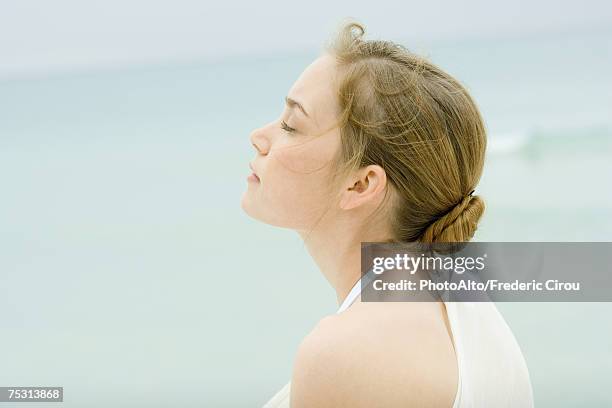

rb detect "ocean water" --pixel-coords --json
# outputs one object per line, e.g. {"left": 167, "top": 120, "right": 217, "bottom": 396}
{"left": 1, "top": 27, "right": 611, "bottom": 407}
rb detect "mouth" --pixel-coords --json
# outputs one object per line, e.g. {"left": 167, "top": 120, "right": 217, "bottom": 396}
{"left": 248, "top": 163, "right": 261, "bottom": 182}
{"left": 248, "top": 172, "right": 260, "bottom": 182}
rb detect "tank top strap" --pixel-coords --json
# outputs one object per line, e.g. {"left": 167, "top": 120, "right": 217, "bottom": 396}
{"left": 336, "top": 267, "right": 377, "bottom": 314}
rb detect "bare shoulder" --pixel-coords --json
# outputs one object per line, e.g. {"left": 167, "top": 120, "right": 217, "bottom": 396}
{"left": 290, "top": 301, "right": 458, "bottom": 408}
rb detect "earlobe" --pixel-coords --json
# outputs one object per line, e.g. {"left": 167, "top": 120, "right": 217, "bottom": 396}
{"left": 339, "top": 189, "right": 355, "bottom": 210}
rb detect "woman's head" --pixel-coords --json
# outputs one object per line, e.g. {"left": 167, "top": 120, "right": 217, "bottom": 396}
{"left": 241, "top": 20, "right": 486, "bottom": 244}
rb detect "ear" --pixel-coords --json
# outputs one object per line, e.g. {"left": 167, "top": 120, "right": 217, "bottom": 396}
{"left": 339, "top": 165, "right": 387, "bottom": 210}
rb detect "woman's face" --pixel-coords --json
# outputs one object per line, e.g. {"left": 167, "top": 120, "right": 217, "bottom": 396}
{"left": 241, "top": 54, "right": 343, "bottom": 231}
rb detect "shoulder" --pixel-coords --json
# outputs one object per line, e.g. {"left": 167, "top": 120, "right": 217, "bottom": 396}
{"left": 290, "top": 301, "right": 458, "bottom": 408}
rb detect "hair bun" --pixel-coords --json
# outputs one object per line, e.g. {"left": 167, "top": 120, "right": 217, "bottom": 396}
{"left": 419, "top": 193, "right": 485, "bottom": 244}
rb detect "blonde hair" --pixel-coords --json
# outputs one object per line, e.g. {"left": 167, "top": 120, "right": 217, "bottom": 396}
{"left": 325, "top": 20, "right": 487, "bottom": 244}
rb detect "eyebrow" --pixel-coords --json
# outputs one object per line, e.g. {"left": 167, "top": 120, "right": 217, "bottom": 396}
{"left": 285, "top": 96, "right": 310, "bottom": 118}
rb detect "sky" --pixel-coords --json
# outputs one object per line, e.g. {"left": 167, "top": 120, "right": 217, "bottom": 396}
{"left": 1, "top": 0, "right": 611, "bottom": 79}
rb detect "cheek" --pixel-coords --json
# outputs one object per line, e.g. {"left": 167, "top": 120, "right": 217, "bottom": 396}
{"left": 276, "top": 138, "right": 334, "bottom": 173}
{"left": 264, "top": 135, "right": 339, "bottom": 226}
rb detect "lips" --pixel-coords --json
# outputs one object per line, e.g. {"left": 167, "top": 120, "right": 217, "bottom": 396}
{"left": 249, "top": 162, "right": 260, "bottom": 181}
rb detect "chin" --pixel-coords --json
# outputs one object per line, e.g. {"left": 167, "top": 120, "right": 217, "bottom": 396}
{"left": 240, "top": 191, "right": 255, "bottom": 216}
{"left": 240, "top": 196, "right": 294, "bottom": 229}
{"left": 240, "top": 191, "right": 268, "bottom": 223}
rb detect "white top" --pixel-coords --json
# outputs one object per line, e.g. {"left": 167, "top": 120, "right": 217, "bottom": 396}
{"left": 262, "top": 272, "right": 534, "bottom": 408}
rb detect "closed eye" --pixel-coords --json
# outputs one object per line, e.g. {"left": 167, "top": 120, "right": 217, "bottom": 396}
{"left": 280, "top": 120, "right": 296, "bottom": 133}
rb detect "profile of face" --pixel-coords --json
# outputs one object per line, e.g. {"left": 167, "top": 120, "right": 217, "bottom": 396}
{"left": 240, "top": 54, "right": 345, "bottom": 232}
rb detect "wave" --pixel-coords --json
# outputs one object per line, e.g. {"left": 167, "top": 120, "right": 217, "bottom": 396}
{"left": 487, "top": 122, "right": 612, "bottom": 155}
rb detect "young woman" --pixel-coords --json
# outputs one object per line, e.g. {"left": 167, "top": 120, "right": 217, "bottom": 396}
{"left": 241, "top": 20, "right": 533, "bottom": 408}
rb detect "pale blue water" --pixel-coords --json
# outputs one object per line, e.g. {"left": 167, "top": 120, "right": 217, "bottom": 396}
{"left": 1, "top": 27, "right": 611, "bottom": 407}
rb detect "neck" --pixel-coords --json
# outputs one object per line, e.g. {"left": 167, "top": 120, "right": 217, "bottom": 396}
{"left": 298, "top": 220, "right": 392, "bottom": 307}
{"left": 304, "top": 233, "right": 362, "bottom": 306}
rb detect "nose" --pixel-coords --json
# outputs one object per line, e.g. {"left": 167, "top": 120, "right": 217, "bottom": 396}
{"left": 249, "top": 125, "right": 270, "bottom": 155}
